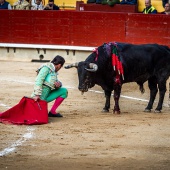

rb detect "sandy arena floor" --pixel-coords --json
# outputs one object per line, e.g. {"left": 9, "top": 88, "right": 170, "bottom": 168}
{"left": 0, "top": 61, "right": 170, "bottom": 170}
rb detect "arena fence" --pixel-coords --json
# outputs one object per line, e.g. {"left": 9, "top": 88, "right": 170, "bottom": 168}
{"left": 0, "top": 10, "right": 169, "bottom": 47}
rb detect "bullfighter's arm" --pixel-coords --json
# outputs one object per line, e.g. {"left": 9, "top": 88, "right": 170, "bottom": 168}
{"left": 33, "top": 66, "right": 49, "bottom": 96}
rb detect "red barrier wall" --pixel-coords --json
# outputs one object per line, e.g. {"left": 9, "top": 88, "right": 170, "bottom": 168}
{"left": 0, "top": 10, "right": 170, "bottom": 47}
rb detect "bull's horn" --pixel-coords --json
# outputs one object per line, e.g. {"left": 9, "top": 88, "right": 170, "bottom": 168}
{"left": 85, "top": 63, "right": 98, "bottom": 72}
{"left": 64, "top": 62, "right": 79, "bottom": 69}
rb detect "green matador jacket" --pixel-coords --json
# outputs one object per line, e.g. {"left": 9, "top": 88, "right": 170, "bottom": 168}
{"left": 32, "top": 63, "right": 59, "bottom": 96}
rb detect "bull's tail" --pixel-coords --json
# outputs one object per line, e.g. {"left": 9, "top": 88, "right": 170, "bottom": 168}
{"left": 137, "top": 82, "right": 145, "bottom": 94}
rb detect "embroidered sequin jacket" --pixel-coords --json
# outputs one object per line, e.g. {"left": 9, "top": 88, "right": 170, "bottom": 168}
{"left": 33, "top": 63, "right": 59, "bottom": 96}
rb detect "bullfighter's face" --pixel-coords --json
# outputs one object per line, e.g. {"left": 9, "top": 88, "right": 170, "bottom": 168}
{"left": 77, "top": 62, "right": 96, "bottom": 93}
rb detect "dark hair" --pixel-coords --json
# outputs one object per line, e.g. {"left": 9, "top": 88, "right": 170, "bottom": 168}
{"left": 49, "top": 0, "right": 54, "bottom": 2}
{"left": 51, "top": 55, "right": 65, "bottom": 66}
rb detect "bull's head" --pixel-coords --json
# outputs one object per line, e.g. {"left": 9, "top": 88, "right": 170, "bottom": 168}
{"left": 65, "top": 62, "right": 98, "bottom": 93}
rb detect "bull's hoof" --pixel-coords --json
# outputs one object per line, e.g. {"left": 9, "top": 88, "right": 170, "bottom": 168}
{"left": 102, "top": 109, "right": 109, "bottom": 113}
{"left": 154, "top": 110, "right": 161, "bottom": 113}
{"left": 144, "top": 109, "right": 151, "bottom": 112}
{"left": 113, "top": 110, "right": 120, "bottom": 114}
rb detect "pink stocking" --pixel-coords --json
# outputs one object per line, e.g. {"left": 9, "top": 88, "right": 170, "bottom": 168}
{"left": 50, "top": 97, "right": 64, "bottom": 114}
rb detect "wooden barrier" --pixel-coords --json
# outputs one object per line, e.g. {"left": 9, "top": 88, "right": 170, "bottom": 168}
{"left": 0, "top": 10, "right": 169, "bottom": 47}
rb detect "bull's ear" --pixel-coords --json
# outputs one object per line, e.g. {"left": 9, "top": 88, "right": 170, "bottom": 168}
{"left": 85, "top": 63, "right": 98, "bottom": 72}
{"left": 64, "top": 62, "right": 79, "bottom": 69}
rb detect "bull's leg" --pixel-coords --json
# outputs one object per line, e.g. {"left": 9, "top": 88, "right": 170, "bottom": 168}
{"left": 155, "top": 80, "right": 167, "bottom": 112}
{"left": 113, "top": 85, "right": 122, "bottom": 114}
{"left": 145, "top": 77, "right": 158, "bottom": 112}
{"left": 102, "top": 90, "right": 111, "bottom": 112}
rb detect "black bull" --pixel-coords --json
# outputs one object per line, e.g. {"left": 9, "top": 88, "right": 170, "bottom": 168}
{"left": 65, "top": 42, "right": 170, "bottom": 113}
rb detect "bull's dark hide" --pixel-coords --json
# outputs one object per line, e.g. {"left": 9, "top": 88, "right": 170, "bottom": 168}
{"left": 65, "top": 42, "right": 170, "bottom": 113}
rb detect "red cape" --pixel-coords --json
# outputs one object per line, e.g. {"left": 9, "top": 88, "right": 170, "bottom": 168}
{"left": 0, "top": 97, "right": 48, "bottom": 125}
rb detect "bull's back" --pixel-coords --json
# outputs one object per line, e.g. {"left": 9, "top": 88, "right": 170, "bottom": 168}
{"left": 118, "top": 43, "right": 170, "bottom": 83}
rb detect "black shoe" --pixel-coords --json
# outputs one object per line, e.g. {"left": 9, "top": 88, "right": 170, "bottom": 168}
{"left": 48, "top": 112, "right": 63, "bottom": 117}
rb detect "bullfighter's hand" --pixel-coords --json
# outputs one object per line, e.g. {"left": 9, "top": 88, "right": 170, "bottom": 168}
{"left": 54, "top": 81, "right": 61, "bottom": 88}
{"left": 33, "top": 95, "right": 40, "bottom": 101}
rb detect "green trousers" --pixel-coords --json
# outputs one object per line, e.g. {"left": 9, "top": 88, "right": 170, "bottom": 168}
{"left": 32, "top": 85, "right": 68, "bottom": 103}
